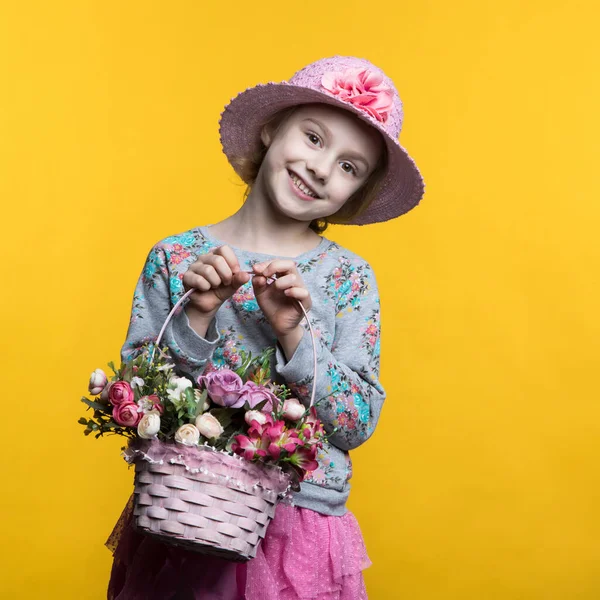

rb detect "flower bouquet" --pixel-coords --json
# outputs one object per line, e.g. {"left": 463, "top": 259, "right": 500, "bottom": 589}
{"left": 79, "top": 343, "right": 325, "bottom": 560}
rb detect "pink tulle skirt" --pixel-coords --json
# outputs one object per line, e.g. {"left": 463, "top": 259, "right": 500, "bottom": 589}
{"left": 106, "top": 494, "right": 371, "bottom": 599}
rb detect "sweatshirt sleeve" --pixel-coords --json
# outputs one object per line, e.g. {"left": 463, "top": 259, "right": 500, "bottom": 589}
{"left": 120, "top": 242, "right": 221, "bottom": 380}
{"left": 274, "top": 259, "right": 385, "bottom": 451}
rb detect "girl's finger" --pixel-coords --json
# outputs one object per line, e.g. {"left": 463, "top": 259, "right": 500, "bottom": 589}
{"left": 284, "top": 287, "right": 312, "bottom": 308}
{"left": 260, "top": 259, "right": 298, "bottom": 278}
{"left": 273, "top": 273, "right": 298, "bottom": 290}
{"left": 204, "top": 254, "right": 233, "bottom": 286}
{"left": 183, "top": 272, "right": 212, "bottom": 292}
{"left": 195, "top": 264, "right": 221, "bottom": 288}
{"left": 250, "top": 274, "right": 269, "bottom": 293}
{"left": 230, "top": 270, "right": 251, "bottom": 288}
{"left": 214, "top": 245, "right": 241, "bottom": 273}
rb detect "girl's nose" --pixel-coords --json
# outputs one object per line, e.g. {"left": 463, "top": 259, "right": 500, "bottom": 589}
{"left": 306, "top": 157, "right": 331, "bottom": 184}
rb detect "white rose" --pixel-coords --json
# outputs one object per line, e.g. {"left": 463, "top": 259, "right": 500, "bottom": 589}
{"left": 282, "top": 398, "right": 305, "bottom": 421}
{"left": 167, "top": 376, "right": 193, "bottom": 408}
{"left": 137, "top": 411, "right": 161, "bottom": 439}
{"left": 244, "top": 410, "right": 268, "bottom": 426}
{"left": 175, "top": 423, "right": 200, "bottom": 445}
{"left": 195, "top": 413, "right": 224, "bottom": 439}
{"left": 194, "top": 389, "right": 211, "bottom": 413}
{"left": 88, "top": 369, "right": 108, "bottom": 396}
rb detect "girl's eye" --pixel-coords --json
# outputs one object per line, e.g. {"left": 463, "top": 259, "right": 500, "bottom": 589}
{"left": 306, "top": 132, "right": 321, "bottom": 146}
{"left": 340, "top": 162, "right": 357, "bottom": 176}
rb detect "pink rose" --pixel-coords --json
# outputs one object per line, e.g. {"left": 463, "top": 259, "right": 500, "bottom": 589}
{"left": 198, "top": 369, "right": 244, "bottom": 408}
{"left": 321, "top": 67, "right": 394, "bottom": 123}
{"left": 108, "top": 381, "right": 134, "bottom": 406}
{"left": 238, "top": 381, "right": 278, "bottom": 412}
{"left": 113, "top": 402, "right": 142, "bottom": 427}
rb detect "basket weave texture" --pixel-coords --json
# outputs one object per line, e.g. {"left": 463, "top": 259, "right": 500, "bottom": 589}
{"left": 126, "top": 438, "right": 292, "bottom": 561}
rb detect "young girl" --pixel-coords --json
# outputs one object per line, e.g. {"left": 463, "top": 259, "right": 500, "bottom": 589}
{"left": 106, "top": 55, "right": 425, "bottom": 599}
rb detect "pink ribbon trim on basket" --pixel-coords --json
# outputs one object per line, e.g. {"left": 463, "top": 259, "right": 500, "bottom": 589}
{"left": 151, "top": 271, "right": 319, "bottom": 407}
{"left": 124, "top": 438, "right": 293, "bottom": 497}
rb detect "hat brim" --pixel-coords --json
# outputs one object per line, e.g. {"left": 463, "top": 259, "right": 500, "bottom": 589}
{"left": 218, "top": 83, "right": 425, "bottom": 225}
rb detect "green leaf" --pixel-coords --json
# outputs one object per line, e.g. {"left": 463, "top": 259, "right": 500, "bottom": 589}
{"left": 193, "top": 389, "right": 208, "bottom": 417}
{"left": 81, "top": 397, "right": 111, "bottom": 412}
{"left": 184, "top": 386, "right": 195, "bottom": 407}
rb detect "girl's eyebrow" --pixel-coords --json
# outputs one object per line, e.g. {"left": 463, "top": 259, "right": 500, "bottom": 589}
{"left": 302, "top": 117, "right": 370, "bottom": 170}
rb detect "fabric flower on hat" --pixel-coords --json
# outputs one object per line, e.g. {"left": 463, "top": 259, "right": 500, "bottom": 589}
{"left": 321, "top": 67, "right": 394, "bottom": 123}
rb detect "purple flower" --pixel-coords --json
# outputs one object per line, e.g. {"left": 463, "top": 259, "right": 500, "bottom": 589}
{"left": 238, "top": 381, "right": 278, "bottom": 412}
{"left": 198, "top": 369, "right": 244, "bottom": 408}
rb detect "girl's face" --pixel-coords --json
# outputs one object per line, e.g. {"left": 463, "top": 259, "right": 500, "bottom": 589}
{"left": 257, "top": 104, "right": 384, "bottom": 224}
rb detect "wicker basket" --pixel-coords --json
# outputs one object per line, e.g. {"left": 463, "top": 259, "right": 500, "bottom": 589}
{"left": 127, "top": 439, "right": 292, "bottom": 561}
{"left": 126, "top": 285, "right": 318, "bottom": 561}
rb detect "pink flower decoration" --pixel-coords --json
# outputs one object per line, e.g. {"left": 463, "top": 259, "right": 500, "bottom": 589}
{"left": 321, "top": 67, "right": 394, "bottom": 123}
{"left": 108, "top": 381, "right": 134, "bottom": 406}
{"left": 288, "top": 446, "right": 319, "bottom": 477}
{"left": 113, "top": 402, "right": 142, "bottom": 427}
{"left": 231, "top": 430, "right": 268, "bottom": 461}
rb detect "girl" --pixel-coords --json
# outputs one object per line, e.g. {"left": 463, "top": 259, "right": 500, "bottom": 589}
{"left": 107, "top": 55, "right": 425, "bottom": 599}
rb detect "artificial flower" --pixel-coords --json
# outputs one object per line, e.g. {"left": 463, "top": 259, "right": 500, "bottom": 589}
{"left": 130, "top": 376, "right": 145, "bottom": 389}
{"left": 195, "top": 413, "right": 224, "bottom": 439}
{"left": 287, "top": 446, "right": 319, "bottom": 475}
{"left": 244, "top": 410, "right": 269, "bottom": 427}
{"left": 137, "top": 411, "right": 160, "bottom": 439}
{"left": 199, "top": 369, "right": 244, "bottom": 407}
{"left": 231, "top": 432, "right": 268, "bottom": 461}
{"left": 137, "top": 394, "right": 163, "bottom": 415}
{"left": 321, "top": 67, "right": 394, "bottom": 123}
{"left": 238, "top": 381, "right": 278, "bottom": 412}
{"left": 109, "top": 381, "right": 134, "bottom": 406}
{"left": 175, "top": 423, "right": 200, "bottom": 446}
{"left": 167, "top": 376, "right": 193, "bottom": 409}
{"left": 113, "top": 402, "right": 142, "bottom": 427}
{"left": 88, "top": 368, "right": 108, "bottom": 396}
{"left": 282, "top": 398, "right": 305, "bottom": 421}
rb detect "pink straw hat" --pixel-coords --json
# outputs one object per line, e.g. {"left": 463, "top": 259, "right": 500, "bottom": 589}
{"left": 218, "top": 55, "right": 425, "bottom": 225}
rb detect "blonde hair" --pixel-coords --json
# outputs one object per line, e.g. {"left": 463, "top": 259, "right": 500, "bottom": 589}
{"left": 229, "top": 105, "right": 388, "bottom": 234}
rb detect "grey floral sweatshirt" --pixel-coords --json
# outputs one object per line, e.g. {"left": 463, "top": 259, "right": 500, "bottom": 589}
{"left": 121, "top": 225, "right": 385, "bottom": 516}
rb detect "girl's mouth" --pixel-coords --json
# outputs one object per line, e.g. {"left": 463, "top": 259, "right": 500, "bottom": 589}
{"left": 287, "top": 170, "right": 320, "bottom": 201}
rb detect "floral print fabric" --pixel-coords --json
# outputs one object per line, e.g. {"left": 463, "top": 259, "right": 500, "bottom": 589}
{"left": 121, "top": 225, "right": 385, "bottom": 515}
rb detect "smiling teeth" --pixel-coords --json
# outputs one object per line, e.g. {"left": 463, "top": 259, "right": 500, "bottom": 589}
{"left": 290, "top": 173, "right": 318, "bottom": 198}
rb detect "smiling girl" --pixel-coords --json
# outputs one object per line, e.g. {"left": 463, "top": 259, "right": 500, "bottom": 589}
{"left": 107, "top": 56, "right": 425, "bottom": 600}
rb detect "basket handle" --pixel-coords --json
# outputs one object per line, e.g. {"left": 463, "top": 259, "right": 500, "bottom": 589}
{"left": 152, "top": 272, "right": 318, "bottom": 408}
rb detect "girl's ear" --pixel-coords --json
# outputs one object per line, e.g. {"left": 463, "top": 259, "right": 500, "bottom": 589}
{"left": 260, "top": 125, "right": 272, "bottom": 148}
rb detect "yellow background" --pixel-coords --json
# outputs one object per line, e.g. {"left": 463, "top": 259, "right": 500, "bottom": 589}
{"left": 1, "top": 1, "right": 599, "bottom": 598}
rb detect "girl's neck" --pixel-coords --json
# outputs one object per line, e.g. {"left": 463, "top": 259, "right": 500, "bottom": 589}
{"left": 208, "top": 193, "right": 323, "bottom": 257}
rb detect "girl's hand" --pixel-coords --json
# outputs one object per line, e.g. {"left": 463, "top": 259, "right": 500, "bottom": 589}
{"left": 251, "top": 260, "right": 312, "bottom": 355}
{"left": 182, "top": 246, "right": 250, "bottom": 334}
